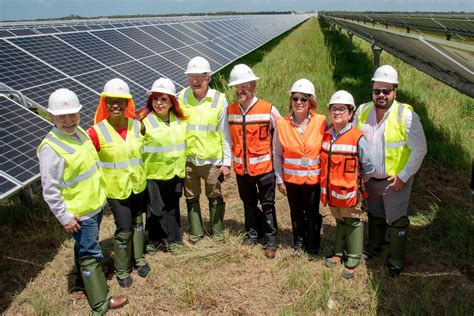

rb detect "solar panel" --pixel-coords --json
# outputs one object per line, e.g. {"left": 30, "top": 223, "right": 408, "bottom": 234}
{"left": 9, "top": 36, "right": 103, "bottom": 76}
{"left": 0, "top": 96, "right": 52, "bottom": 199}
{"left": 0, "top": 14, "right": 310, "bottom": 198}
{"left": 57, "top": 32, "right": 133, "bottom": 66}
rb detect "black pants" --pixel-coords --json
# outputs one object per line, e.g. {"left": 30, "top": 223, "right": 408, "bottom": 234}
{"left": 285, "top": 182, "right": 322, "bottom": 254}
{"left": 146, "top": 177, "right": 183, "bottom": 245}
{"left": 236, "top": 171, "right": 277, "bottom": 250}
{"left": 108, "top": 191, "right": 145, "bottom": 234}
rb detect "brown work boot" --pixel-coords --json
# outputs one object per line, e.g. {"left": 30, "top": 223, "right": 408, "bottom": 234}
{"left": 109, "top": 295, "right": 128, "bottom": 309}
{"left": 264, "top": 248, "right": 276, "bottom": 259}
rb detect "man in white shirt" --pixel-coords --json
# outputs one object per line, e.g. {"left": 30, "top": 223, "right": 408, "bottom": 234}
{"left": 353, "top": 65, "right": 427, "bottom": 277}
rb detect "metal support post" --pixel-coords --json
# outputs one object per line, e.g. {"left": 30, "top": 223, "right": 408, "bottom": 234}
{"left": 372, "top": 45, "right": 383, "bottom": 71}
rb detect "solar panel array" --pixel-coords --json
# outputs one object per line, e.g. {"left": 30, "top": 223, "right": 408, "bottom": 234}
{"left": 320, "top": 15, "right": 474, "bottom": 98}
{"left": 0, "top": 14, "right": 309, "bottom": 199}
{"left": 323, "top": 12, "right": 474, "bottom": 39}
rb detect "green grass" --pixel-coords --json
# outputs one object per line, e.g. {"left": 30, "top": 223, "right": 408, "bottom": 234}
{"left": 2, "top": 17, "right": 473, "bottom": 315}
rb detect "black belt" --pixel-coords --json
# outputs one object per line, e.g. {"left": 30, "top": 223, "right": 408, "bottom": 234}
{"left": 371, "top": 177, "right": 389, "bottom": 181}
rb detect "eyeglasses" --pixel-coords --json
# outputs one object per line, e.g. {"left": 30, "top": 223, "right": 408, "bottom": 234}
{"left": 187, "top": 74, "right": 209, "bottom": 81}
{"left": 372, "top": 88, "right": 393, "bottom": 95}
{"left": 330, "top": 107, "right": 349, "bottom": 114}
{"left": 292, "top": 96, "right": 308, "bottom": 103}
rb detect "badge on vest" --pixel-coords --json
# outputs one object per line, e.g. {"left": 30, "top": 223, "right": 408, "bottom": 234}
{"left": 259, "top": 126, "right": 269, "bottom": 139}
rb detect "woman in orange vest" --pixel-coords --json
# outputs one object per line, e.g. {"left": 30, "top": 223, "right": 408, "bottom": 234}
{"left": 321, "top": 90, "right": 374, "bottom": 279}
{"left": 273, "top": 79, "right": 326, "bottom": 258}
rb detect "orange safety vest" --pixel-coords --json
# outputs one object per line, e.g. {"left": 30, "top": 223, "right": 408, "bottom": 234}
{"left": 276, "top": 112, "right": 326, "bottom": 185}
{"left": 228, "top": 99, "right": 273, "bottom": 176}
{"left": 320, "top": 126, "right": 363, "bottom": 207}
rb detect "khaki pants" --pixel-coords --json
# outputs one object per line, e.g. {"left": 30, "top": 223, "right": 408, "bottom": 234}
{"left": 329, "top": 206, "right": 362, "bottom": 221}
{"left": 184, "top": 162, "right": 223, "bottom": 200}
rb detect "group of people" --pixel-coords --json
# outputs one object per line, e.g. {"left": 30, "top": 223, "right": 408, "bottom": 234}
{"left": 38, "top": 56, "right": 427, "bottom": 313}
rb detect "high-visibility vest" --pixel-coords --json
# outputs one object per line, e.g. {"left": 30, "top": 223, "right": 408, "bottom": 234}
{"left": 37, "top": 127, "right": 107, "bottom": 216}
{"left": 276, "top": 112, "right": 326, "bottom": 185}
{"left": 320, "top": 126, "right": 363, "bottom": 207}
{"left": 142, "top": 112, "right": 186, "bottom": 180}
{"left": 228, "top": 99, "right": 273, "bottom": 176}
{"left": 91, "top": 119, "right": 146, "bottom": 199}
{"left": 178, "top": 87, "right": 225, "bottom": 161}
{"left": 357, "top": 101, "right": 412, "bottom": 176}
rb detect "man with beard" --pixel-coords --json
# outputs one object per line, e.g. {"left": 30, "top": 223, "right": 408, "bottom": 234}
{"left": 353, "top": 65, "right": 427, "bottom": 277}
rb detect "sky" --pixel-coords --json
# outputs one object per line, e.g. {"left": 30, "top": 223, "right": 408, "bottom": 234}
{"left": 1, "top": 0, "right": 473, "bottom": 21}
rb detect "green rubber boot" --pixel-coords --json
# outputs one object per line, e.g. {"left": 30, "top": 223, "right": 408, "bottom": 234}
{"left": 113, "top": 231, "right": 133, "bottom": 280}
{"left": 132, "top": 213, "right": 146, "bottom": 267}
{"left": 387, "top": 216, "right": 410, "bottom": 271}
{"left": 344, "top": 218, "right": 364, "bottom": 269}
{"left": 334, "top": 220, "right": 345, "bottom": 257}
{"left": 79, "top": 257, "right": 111, "bottom": 315}
{"left": 367, "top": 215, "right": 387, "bottom": 258}
{"left": 209, "top": 197, "right": 225, "bottom": 242}
{"left": 186, "top": 197, "right": 203, "bottom": 243}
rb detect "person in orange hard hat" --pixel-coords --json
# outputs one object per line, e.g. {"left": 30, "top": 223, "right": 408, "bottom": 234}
{"left": 273, "top": 79, "right": 326, "bottom": 259}
{"left": 89, "top": 78, "right": 150, "bottom": 288}
{"left": 38, "top": 88, "right": 128, "bottom": 313}
{"left": 321, "top": 90, "right": 374, "bottom": 279}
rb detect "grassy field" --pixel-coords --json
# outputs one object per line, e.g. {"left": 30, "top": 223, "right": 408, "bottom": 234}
{"left": 1, "top": 17, "right": 473, "bottom": 314}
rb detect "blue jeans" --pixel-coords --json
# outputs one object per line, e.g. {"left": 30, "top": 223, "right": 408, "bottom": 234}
{"left": 73, "top": 209, "right": 104, "bottom": 260}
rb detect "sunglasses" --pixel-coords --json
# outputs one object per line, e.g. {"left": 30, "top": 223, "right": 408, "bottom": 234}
{"left": 292, "top": 96, "right": 308, "bottom": 103}
{"left": 105, "top": 97, "right": 127, "bottom": 106}
{"left": 372, "top": 88, "right": 394, "bottom": 95}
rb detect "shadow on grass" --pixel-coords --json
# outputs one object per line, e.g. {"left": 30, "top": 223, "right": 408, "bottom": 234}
{"left": 319, "top": 18, "right": 474, "bottom": 314}
{"left": 0, "top": 195, "right": 68, "bottom": 313}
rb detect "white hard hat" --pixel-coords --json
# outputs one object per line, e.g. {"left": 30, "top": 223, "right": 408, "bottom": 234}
{"left": 150, "top": 78, "right": 176, "bottom": 96}
{"left": 327, "top": 90, "right": 355, "bottom": 111}
{"left": 185, "top": 56, "right": 211, "bottom": 74}
{"left": 290, "top": 79, "right": 316, "bottom": 99}
{"left": 371, "top": 65, "right": 399, "bottom": 85}
{"left": 102, "top": 78, "right": 132, "bottom": 98}
{"left": 47, "top": 88, "right": 82, "bottom": 115}
{"left": 228, "top": 64, "right": 260, "bottom": 86}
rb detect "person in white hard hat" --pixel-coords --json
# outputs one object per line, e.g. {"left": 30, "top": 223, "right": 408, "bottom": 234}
{"left": 37, "top": 88, "right": 128, "bottom": 313}
{"left": 228, "top": 64, "right": 281, "bottom": 259}
{"left": 139, "top": 78, "right": 187, "bottom": 253}
{"left": 353, "top": 65, "right": 427, "bottom": 277}
{"left": 89, "top": 78, "right": 150, "bottom": 288}
{"left": 273, "top": 79, "right": 326, "bottom": 259}
{"left": 177, "top": 56, "right": 231, "bottom": 244}
{"left": 321, "top": 90, "right": 375, "bottom": 279}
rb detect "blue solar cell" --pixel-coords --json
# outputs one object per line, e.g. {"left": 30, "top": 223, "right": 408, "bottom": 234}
{"left": 171, "top": 23, "right": 207, "bottom": 42}
{"left": 0, "top": 174, "right": 20, "bottom": 199}
{"left": 0, "top": 40, "right": 65, "bottom": 90}
{"left": 10, "top": 28, "right": 38, "bottom": 36}
{"left": 118, "top": 27, "right": 173, "bottom": 55}
{"left": 55, "top": 26, "right": 76, "bottom": 32}
{"left": 72, "top": 25, "right": 91, "bottom": 31}
{"left": 160, "top": 50, "right": 190, "bottom": 71}
{"left": 10, "top": 36, "right": 103, "bottom": 76}
{"left": 35, "top": 27, "right": 59, "bottom": 34}
{"left": 140, "top": 54, "right": 187, "bottom": 87}
{"left": 112, "top": 61, "right": 164, "bottom": 93}
{"left": 0, "top": 30, "right": 14, "bottom": 38}
{"left": 92, "top": 29, "right": 155, "bottom": 59}
{"left": 183, "top": 22, "right": 217, "bottom": 40}
{"left": 140, "top": 25, "right": 187, "bottom": 49}
{"left": 58, "top": 32, "right": 133, "bottom": 66}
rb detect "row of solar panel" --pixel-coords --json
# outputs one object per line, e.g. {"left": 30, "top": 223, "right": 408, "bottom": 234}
{"left": 0, "top": 14, "right": 309, "bottom": 199}
{"left": 320, "top": 16, "right": 474, "bottom": 95}
{"left": 327, "top": 13, "right": 474, "bottom": 37}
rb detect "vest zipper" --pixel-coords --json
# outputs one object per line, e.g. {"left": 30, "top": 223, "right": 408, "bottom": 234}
{"left": 326, "top": 137, "right": 336, "bottom": 204}
{"left": 242, "top": 111, "right": 248, "bottom": 173}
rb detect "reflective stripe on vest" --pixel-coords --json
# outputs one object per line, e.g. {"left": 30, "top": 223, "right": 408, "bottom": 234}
{"left": 179, "top": 87, "right": 224, "bottom": 160}
{"left": 37, "top": 127, "right": 106, "bottom": 216}
{"left": 94, "top": 119, "right": 146, "bottom": 199}
{"left": 276, "top": 113, "right": 326, "bottom": 185}
{"left": 142, "top": 112, "right": 187, "bottom": 180}
{"left": 228, "top": 99, "right": 273, "bottom": 176}
{"left": 320, "top": 126, "right": 362, "bottom": 207}
{"left": 357, "top": 101, "right": 412, "bottom": 176}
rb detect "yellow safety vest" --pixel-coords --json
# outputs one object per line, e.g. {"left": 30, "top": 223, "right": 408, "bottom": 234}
{"left": 142, "top": 112, "right": 187, "bottom": 180}
{"left": 92, "top": 119, "right": 146, "bottom": 199}
{"left": 37, "top": 127, "right": 107, "bottom": 216}
{"left": 357, "top": 101, "right": 413, "bottom": 176}
{"left": 178, "top": 87, "right": 225, "bottom": 161}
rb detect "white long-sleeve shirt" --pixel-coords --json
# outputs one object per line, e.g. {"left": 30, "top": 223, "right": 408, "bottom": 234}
{"left": 352, "top": 100, "right": 427, "bottom": 183}
{"left": 38, "top": 129, "right": 103, "bottom": 226}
